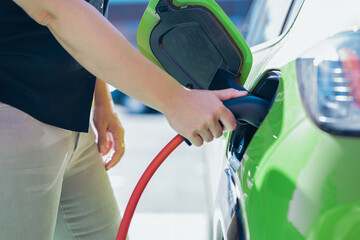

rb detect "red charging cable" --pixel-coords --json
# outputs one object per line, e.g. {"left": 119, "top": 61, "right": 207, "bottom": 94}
{"left": 116, "top": 134, "right": 184, "bottom": 240}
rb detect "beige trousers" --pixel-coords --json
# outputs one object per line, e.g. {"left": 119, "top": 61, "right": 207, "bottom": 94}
{"left": 0, "top": 102, "right": 121, "bottom": 239}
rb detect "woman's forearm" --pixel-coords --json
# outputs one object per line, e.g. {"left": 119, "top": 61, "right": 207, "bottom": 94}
{"left": 94, "top": 79, "right": 113, "bottom": 108}
{"left": 13, "top": 0, "right": 185, "bottom": 114}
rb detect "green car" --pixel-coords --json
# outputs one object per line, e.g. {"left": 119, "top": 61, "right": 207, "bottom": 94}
{"left": 137, "top": 0, "right": 360, "bottom": 239}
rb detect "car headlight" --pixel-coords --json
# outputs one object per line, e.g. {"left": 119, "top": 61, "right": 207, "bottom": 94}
{"left": 297, "top": 30, "right": 360, "bottom": 136}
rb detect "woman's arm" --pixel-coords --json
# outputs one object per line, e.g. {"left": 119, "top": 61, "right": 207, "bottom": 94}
{"left": 13, "top": 0, "right": 187, "bottom": 112}
{"left": 13, "top": 0, "right": 247, "bottom": 146}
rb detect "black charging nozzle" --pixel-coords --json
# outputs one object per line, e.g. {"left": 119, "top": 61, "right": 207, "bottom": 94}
{"left": 182, "top": 70, "right": 271, "bottom": 146}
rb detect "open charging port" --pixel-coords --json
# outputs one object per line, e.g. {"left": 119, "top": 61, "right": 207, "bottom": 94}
{"left": 228, "top": 70, "right": 280, "bottom": 163}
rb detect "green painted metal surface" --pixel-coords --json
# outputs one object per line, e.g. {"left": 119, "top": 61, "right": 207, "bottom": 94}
{"left": 239, "top": 61, "right": 360, "bottom": 239}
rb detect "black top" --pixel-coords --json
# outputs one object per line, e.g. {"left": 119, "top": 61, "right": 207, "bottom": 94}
{"left": 0, "top": 0, "right": 108, "bottom": 132}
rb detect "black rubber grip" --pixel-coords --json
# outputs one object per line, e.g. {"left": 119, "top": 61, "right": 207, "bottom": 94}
{"left": 182, "top": 137, "right": 192, "bottom": 146}
{"left": 223, "top": 95, "right": 270, "bottom": 128}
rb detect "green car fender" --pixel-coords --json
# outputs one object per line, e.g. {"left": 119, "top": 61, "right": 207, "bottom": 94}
{"left": 239, "top": 61, "right": 360, "bottom": 239}
{"left": 307, "top": 202, "right": 360, "bottom": 240}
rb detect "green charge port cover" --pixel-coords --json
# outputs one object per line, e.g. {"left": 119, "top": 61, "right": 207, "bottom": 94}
{"left": 137, "top": 0, "right": 252, "bottom": 89}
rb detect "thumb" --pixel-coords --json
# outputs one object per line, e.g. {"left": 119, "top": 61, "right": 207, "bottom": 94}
{"left": 213, "top": 88, "right": 248, "bottom": 102}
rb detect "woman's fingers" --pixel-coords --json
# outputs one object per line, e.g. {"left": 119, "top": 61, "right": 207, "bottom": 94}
{"left": 104, "top": 125, "right": 125, "bottom": 171}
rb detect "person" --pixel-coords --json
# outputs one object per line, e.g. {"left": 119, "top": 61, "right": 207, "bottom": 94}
{"left": 0, "top": 0, "right": 248, "bottom": 239}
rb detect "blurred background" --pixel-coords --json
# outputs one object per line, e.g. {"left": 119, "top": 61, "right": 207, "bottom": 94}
{"left": 106, "top": 0, "right": 252, "bottom": 239}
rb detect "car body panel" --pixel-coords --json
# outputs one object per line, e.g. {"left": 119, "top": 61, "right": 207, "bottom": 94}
{"left": 229, "top": 0, "right": 360, "bottom": 239}
{"left": 242, "top": 64, "right": 360, "bottom": 236}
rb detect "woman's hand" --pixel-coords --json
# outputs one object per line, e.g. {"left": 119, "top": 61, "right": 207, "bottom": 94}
{"left": 163, "top": 88, "right": 248, "bottom": 146}
{"left": 93, "top": 80, "right": 125, "bottom": 170}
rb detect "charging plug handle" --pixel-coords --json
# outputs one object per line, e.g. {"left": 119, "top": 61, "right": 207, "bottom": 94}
{"left": 182, "top": 95, "right": 270, "bottom": 145}
{"left": 223, "top": 95, "right": 270, "bottom": 128}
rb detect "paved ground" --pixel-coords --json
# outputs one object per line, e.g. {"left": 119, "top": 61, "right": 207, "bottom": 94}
{"left": 107, "top": 105, "right": 210, "bottom": 239}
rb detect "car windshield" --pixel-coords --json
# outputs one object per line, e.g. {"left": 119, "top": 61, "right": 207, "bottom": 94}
{"left": 243, "top": 0, "right": 304, "bottom": 47}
